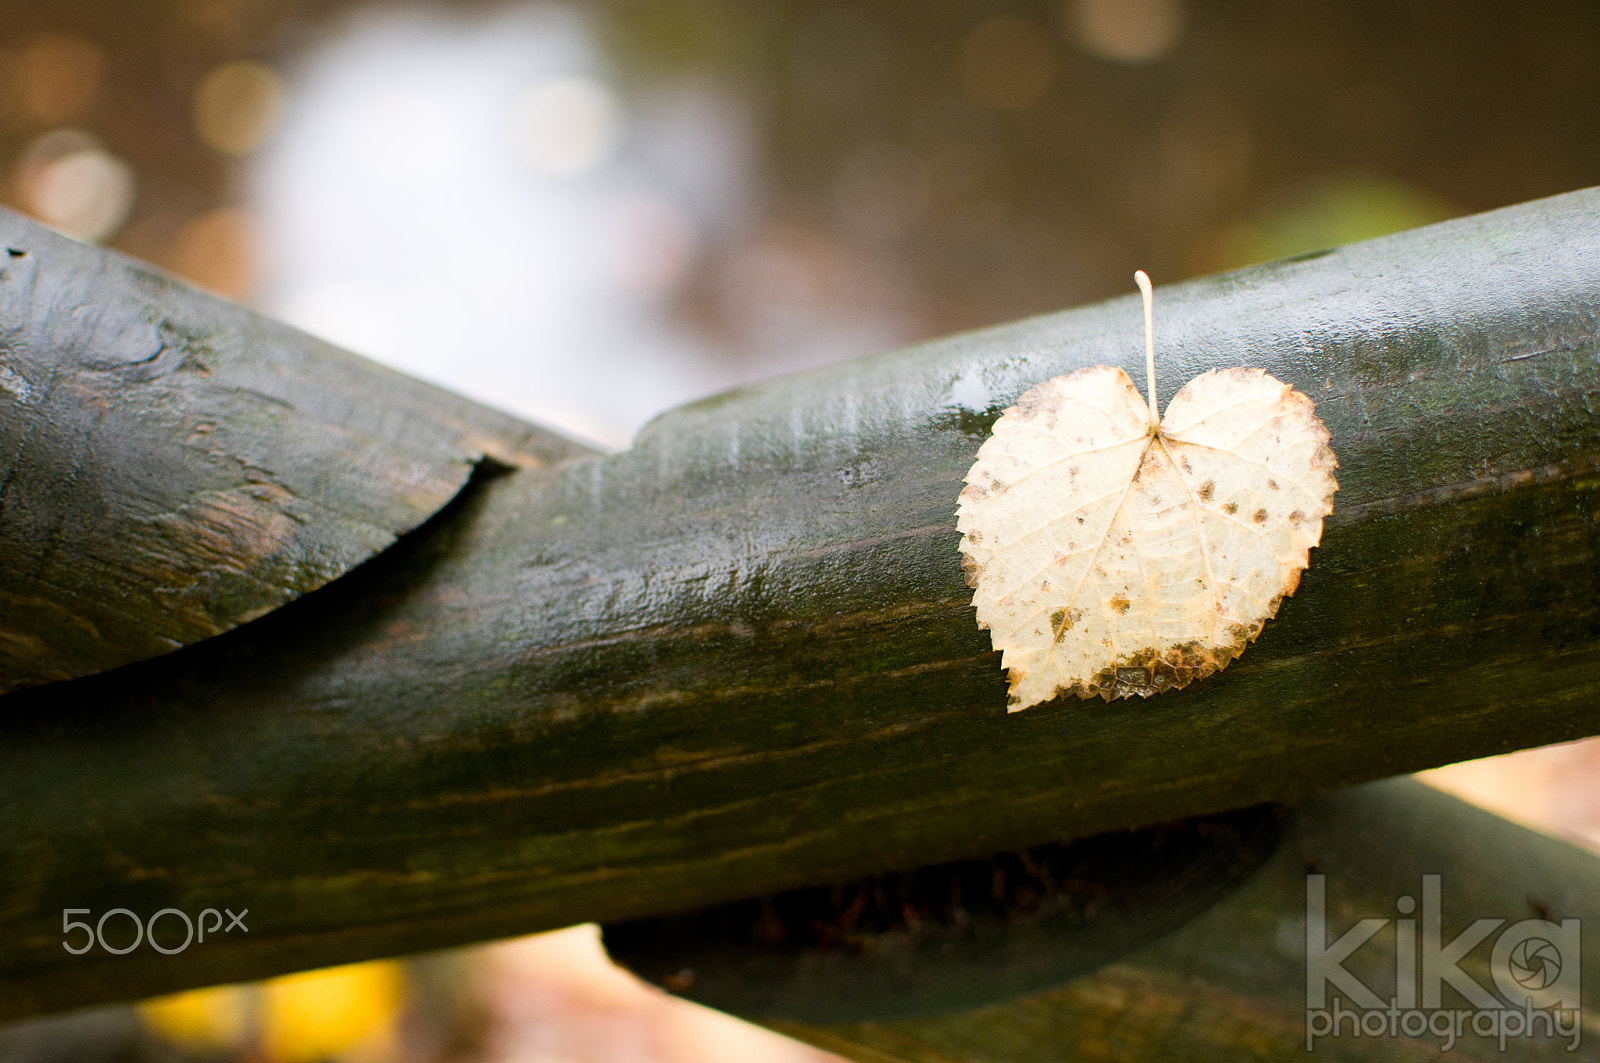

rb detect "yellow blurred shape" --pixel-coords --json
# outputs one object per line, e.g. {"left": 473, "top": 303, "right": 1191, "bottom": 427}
{"left": 172, "top": 206, "right": 259, "bottom": 301}
{"left": 958, "top": 16, "right": 1057, "bottom": 112}
{"left": 1067, "top": 0, "right": 1186, "bottom": 63}
{"left": 261, "top": 960, "right": 404, "bottom": 1063}
{"left": 18, "top": 34, "right": 103, "bottom": 122}
{"left": 193, "top": 60, "right": 285, "bottom": 155}
{"left": 140, "top": 984, "right": 249, "bottom": 1050}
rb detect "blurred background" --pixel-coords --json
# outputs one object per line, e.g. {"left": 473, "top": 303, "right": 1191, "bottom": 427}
{"left": 2, "top": 0, "right": 1599, "bottom": 1059}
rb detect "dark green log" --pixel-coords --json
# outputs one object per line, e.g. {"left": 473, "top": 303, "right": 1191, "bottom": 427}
{"left": 0, "top": 209, "right": 590, "bottom": 693}
{"left": 5, "top": 190, "right": 1600, "bottom": 1018}
{"left": 603, "top": 803, "right": 1288, "bottom": 1023}
{"left": 759, "top": 779, "right": 1600, "bottom": 1062}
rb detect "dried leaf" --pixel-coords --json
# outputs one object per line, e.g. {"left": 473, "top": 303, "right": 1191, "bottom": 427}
{"left": 957, "top": 326, "right": 1338, "bottom": 710}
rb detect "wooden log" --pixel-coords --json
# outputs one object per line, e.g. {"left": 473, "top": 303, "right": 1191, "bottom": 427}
{"left": 603, "top": 803, "right": 1289, "bottom": 1022}
{"left": 4, "top": 190, "right": 1600, "bottom": 1017}
{"left": 0, "top": 208, "right": 591, "bottom": 693}
{"left": 757, "top": 779, "right": 1600, "bottom": 1062}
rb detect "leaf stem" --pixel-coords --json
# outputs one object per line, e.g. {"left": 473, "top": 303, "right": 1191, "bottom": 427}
{"left": 1135, "top": 270, "right": 1157, "bottom": 426}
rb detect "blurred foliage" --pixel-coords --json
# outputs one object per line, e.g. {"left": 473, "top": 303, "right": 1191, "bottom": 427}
{"left": 1199, "top": 174, "right": 1457, "bottom": 273}
{"left": 600, "top": 0, "right": 764, "bottom": 79}
{"left": 2, "top": 0, "right": 1597, "bottom": 336}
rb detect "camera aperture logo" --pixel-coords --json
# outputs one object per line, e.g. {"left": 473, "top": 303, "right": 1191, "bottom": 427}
{"left": 1306, "top": 875, "right": 1581, "bottom": 1052}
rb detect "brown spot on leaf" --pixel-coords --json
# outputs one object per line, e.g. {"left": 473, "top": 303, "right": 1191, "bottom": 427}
{"left": 1222, "top": 502, "right": 1238, "bottom": 515}
{"left": 1197, "top": 479, "right": 1214, "bottom": 502}
{"left": 1050, "top": 606, "right": 1084, "bottom": 643}
{"left": 1253, "top": 508, "right": 1268, "bottom": 524}
{"left": 1267, "top": 479, "right": 1279, "bottom": 490}
{"left": 1225, "top": 619, "right": 1265, "bottom": 646}
{"left": 1109, "top": 594, "right": 1131, "bottom": 614}
{"left": 1288, "top": 509, "right": 1305, "bottom": 527}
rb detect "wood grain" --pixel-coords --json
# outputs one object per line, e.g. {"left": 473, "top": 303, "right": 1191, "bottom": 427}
{"left": 4, "top": 190, "right": 1600, "bottom": 1017}
{"left": 0, "top": 208, "right": 590, "bottom": 692}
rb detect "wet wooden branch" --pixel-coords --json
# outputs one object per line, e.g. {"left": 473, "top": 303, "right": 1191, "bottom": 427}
{"left": 0, "top": 208, "right": 590, "bottom": 693}
{"left": 762, "top": 780, "right": 1600, "bottom": 1062}
{"left": 5, "top": 189, "right": 1600, "bottom": 1018}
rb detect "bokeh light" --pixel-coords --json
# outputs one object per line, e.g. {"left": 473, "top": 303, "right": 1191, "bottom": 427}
{"left": 248, "top": 5, "right": 893, "bottom": 448}
{"left": 260, "top": 961, "right": 403, "bottom": 1063}
{"left": 139, "top": 984, "right": 249, "bottom": 1051}
{"left": 1066, "top": 0, "right": 1187, "bottom": 63}
{"left": 170, "top": 205, "right": 259, "bottom": 300}
{"left": 139, "top": 959, "right": 404, "bottom": 1062}
{"left": 13, "top": 128, "right": 134, "bottom": 241}
{"left": 192, "top": 60, "right": 287, "bottom": 155}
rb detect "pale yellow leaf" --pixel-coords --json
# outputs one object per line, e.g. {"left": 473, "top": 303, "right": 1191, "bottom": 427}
{"left": 956, "top": 364, "right": 1338, "bottom": 710}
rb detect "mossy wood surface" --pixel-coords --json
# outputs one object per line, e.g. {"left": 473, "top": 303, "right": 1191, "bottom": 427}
{"left": 0, "top": 208, "right": 589, "bottom": 693}
{"left": 768, "top": 779, "right": 1600, "bottom": 1062}
{"left": 4, "top": 191, "right": 1600, "bottom": 1017}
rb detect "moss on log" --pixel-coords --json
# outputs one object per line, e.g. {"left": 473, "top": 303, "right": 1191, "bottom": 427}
{"left": 4, "top": 191, "right": 1600, "bottom": 1017}
{"left": 0, "top": 208, "right": 590, "bottom": 693}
